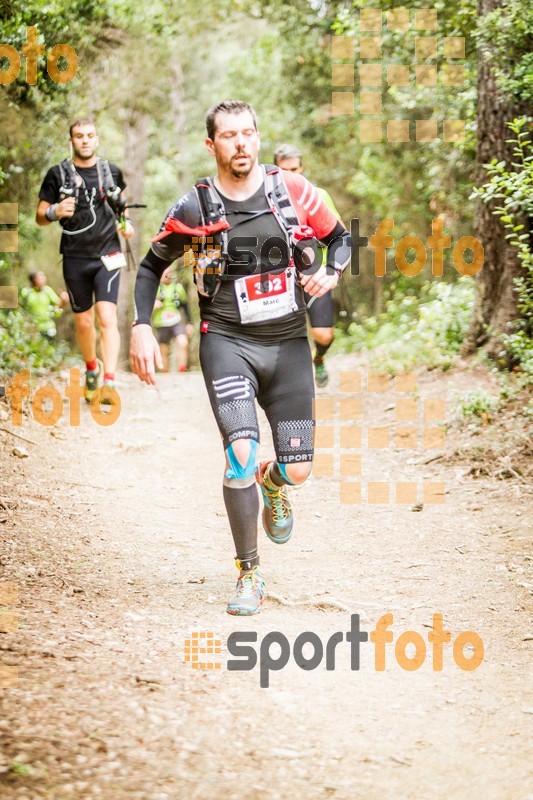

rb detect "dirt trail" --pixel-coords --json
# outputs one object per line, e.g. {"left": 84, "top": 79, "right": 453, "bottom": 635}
{"left": 0, "top": 354, "right": 532, "bottom": 800}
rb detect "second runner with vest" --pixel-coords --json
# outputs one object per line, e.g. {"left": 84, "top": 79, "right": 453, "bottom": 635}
{"left": 36, "top": 118, "right": 134, "bottom": 405}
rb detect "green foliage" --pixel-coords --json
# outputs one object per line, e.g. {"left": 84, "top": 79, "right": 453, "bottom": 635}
{"left": 8, "top": 760, "right": 32, "bottom": 777}
{"left": 473, "top": 117, "right": 533, "bottom": 380}
{"left": 1, "top": 0, "right": 530, "bottom": 376}
{"left": 251, "top": 0, "right": 479, "bottom": 322}
{"left": 335, "top": 278, "right": 475, "bottom": 373}
{"left": 456, "top": 389, "right": 498, "bottom": 421}
{"left": 0, "top": 308, "right": 69, "bottom": 376}
{"left": 475, "top": 0, "right": 533, "bottom": 104}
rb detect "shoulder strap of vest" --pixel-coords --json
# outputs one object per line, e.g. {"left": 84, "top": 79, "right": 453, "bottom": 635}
{"left": 194, "top": 177, "right": 227, "bottom": 228}
{"left": 262, "top": 164, "right": 300, "bottom": 230}
{"left": 194, "top": 166, "right": 300, "bottom": 231}
{"left": 96, "top": 158, "right": 115, "bottom": 196}
{"left": 59, "top": 158, "right": 115, "bottom": 197}
{"left": 59, "top": 159, "right": 75, "bottom": 189}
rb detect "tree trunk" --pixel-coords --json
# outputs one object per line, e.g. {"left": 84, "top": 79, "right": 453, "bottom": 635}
{"left": 117, "top": 110, "right": 150, "bottom": 367}
{"left": 462, "top": 0, "right": 526, "bottom": 361}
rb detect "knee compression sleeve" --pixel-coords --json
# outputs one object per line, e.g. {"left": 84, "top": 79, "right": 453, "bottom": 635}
{"left": 272, "top": 461, "right": 313, "bottom": 486}
{"left": 224, "top": 439, "right": 258, "bottom": 487}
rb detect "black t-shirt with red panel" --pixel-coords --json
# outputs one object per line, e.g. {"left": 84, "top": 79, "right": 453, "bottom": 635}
{"left": 140, "top": 171, "right": 343, "bottom": 343}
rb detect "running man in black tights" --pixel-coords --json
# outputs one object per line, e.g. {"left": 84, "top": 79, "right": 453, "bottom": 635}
{"left": 130, "top": 100, "right": 351, "bottom": 615}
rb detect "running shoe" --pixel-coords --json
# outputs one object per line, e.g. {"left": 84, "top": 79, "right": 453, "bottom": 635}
{"left": 227, "top": 566, "right": 266, "bottom": 616}
{"left": 100, "top": 379, "right": 119, "bottom": 408}
{"left": 84, "top": 361, "right": 101, "bottom": 403}
{"left": 256, "top": 461, "right": 294, "bottom": 544}
{"left": 313, "top": 357, "right": 329, "bottom": 388}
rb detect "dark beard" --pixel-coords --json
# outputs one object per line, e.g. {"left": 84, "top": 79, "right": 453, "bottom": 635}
{"left": 230, "top": 165, "right": 252, "bottom": 179}
{"left": 229, "top": 155, "right": 253, "bottom": 179}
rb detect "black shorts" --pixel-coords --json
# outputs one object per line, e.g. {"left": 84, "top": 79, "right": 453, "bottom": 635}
{"left": 305, "top": 290, "right": 334, "bottom": 328}
{"left": 63, "top": 257, "right": 121, "bottom": 313}
{"left": 200, "top": 332, "right": 315, "bottom": 465}
{"left": 156, "top": 323, "right": 187, "bottom": 344}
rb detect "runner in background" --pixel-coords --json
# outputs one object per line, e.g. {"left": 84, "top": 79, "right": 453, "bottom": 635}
{"left": 151, "top": 268, "right": 193, "bottom": 372}
{"left": 274, "top": 143, "right": 343, "bottom": 389}
{"left": 36, "top": 118, "right": 133, "bottom": 404}
{"left": 20, "top": 271, "right": 69, "bottom": 340}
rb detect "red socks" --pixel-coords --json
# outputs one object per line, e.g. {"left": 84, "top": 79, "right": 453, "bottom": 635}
{"left": 85, "top": 362, "right": 113, "bottom": 383}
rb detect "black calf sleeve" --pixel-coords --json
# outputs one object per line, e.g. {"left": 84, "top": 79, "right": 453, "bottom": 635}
{"left": 223, "top": 482, "right": 260, "bottom": 567}
{"left": 314, "top": 340, "right": 332, "bottom": 358}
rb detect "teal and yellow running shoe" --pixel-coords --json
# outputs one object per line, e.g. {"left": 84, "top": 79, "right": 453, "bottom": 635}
{"left": 256, "top": 461, "right": 294, "bottom": 544}
{"left": 227, "top": 565, "right": 266, "bottom": 616}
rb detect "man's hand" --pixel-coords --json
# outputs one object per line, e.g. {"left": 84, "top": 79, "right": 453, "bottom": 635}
{"left": 299, "top": 265, "right": 339, "bottom": 297}
{"left": 118, "top": 219, "right": 134, "bottom": 239}
{"left": 130, "top": 324, "right": 163, "bottom": 385}
{"left": 185, "top": 322, "right": 193, "bottom": 338}
{"left": 59, "top": 291, "right": 70, "bottom": 308}
{"left": 55, "top": 197, "right": 76, "bottom": 219}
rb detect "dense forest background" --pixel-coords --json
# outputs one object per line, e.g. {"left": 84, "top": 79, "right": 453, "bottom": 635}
{"left": 0, "top": 0, "right": 531, "bottom": 378}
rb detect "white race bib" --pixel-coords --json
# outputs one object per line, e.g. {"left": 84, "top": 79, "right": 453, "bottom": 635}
{"left": 101, "top": 251, "right": 127, "bottom": 271}
{"left": 235, "top": 269, "right": 298, "bottom": 324}
{"left": 160, "top": 309, "right": 182, "bottom": 327}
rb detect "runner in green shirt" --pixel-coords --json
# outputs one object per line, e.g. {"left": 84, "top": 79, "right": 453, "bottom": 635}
{"left": 20, "top": 271, "right": 69, "bottom": 339}
{"left": 151, "top": 268, "right": 193, "bottom": 372}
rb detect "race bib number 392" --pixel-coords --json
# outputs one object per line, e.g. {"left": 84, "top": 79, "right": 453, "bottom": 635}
{"left": 235, "top": 269, "right": 297, "bottom": 324}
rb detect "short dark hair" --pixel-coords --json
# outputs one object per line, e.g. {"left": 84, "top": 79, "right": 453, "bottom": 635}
{"left": 28, "top": 271, "right": 39, "bottom": 285}
{"left": 205, "top": 100, "right": 257, "bottom": 141}
{"left": 69, "top": 118, "right": 97, "bottom": 137}
{"left": 274, "top": 143, "right": 302, "bottom": 165}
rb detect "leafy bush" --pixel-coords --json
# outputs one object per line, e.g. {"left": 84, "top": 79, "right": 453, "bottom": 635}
{"left": 457, "top": 389, "right": 499, "bottom": 421}
{"left": 0, "top": 309, "right": 69, "bottom": 377}
{"left": 334, "top": 278, "right": 475, "bottom": 373}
